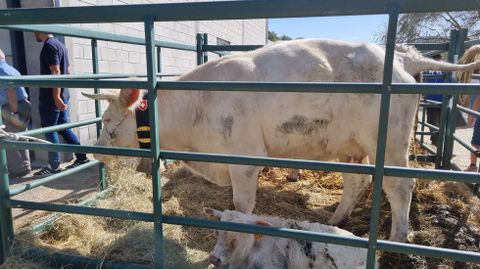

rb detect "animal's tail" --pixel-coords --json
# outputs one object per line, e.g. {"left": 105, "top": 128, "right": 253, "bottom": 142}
{"left": 456, "top": 45, "right": 480, "bottom": 83}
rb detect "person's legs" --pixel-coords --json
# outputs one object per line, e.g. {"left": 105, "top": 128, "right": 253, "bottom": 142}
{"left": 467, "top": 117, "right": 480, "bottom": 171}
{"left": 2, "top": 101, "right": 32, "bottom": 176}
{"left": 426, "top": 107, "right": 441, "bottom": 145}
{"left": 39, "top": 105, "right": 61, "bottom": 170}
{"left": 57, "top": 108, "right": 87, "bottom": 162}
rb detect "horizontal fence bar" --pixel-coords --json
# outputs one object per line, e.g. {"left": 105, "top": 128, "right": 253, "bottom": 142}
{"left": 163, "top": 215, "right": 369, "bottom": 248}
{"left": 465, "top": 39, "right": 480, "bottom": 48}
{"left": 202, "top": 44, "right": 263, "bottom": 52}
{"left": 377, "top": 240, "right": 480, "bottom": 264}
{"left": 9, "top": 160, "right": 100, "bottom": 197}
{"left": 457, "top": 104, "right": 480, "bottom": 118}
{"left": 0, "top": 24, "right": 197, "bottom": 52}
{"left": 453, "top": 133, "right": 478, "bottom": 154}
{"left": 408, "top": 42, "right": 450, "bottom": 51}
{"left": 157, "top": 81, "right": 383, "bottom": 93}
{"left": 5, "top": 73, "right": 181, "bottom": 80}
{"left": 17, "top": 117, "right": 101, "bottom": 137}
{"left": 0, "top": 77, "right": 147, "bottom": 89}
{"left": 392, "top": 83, "right": 480, "bottom": 95}
{"left": 160, "top": 150, "right": 375, "bottom": 174}
{"left": 0, "top": 141, "right": 151, "bottom": 158}
{"left": 384, "top": 166, "right": 480, "bottom": 183}
{"left": 3, "top": 79, "right": 478, "bottom": 95}
{"left": 423, "top": 121, "right": 440, "bottom": 131}
{"left": 0, "top": 0, "right": 479, "bottom": 24}
{"left": 9, "top": 200, "right": 154, "bottom": 222}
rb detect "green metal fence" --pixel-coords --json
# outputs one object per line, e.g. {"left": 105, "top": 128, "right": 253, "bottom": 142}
{"left": 0, "top": 1, "right": 480, "bottom": 268}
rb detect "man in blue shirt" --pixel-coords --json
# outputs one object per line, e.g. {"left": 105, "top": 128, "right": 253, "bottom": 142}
{"left": 34, "top": 32, "right": 88, "bottom": 176}
{"left": 0, "top": 49, "right": 32, "bottom": 177}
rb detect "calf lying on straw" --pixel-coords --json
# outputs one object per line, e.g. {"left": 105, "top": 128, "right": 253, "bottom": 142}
{"left": 204, "top": 208, "right": 377, "bottom": 269}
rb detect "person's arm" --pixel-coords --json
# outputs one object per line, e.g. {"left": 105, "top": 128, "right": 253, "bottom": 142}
{"left": 6, "top": 87, "right": 18, "bottom": 113}
{"left": 49, "top": 64, "right": 67, "bottom": 111}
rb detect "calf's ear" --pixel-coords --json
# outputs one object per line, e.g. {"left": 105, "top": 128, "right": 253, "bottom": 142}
{"left": 119, "top": 88, "right": 141, "bottom": 108}
{"left": 203, "top": 207, "right": 223, "bottom": 219}
{"left": 253, "top": 220, "right": 272, "bottom": 241}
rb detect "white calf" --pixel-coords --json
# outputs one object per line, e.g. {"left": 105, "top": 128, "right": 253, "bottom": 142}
{"left": 204, "top": 208, "right": 377, "bottom": 269}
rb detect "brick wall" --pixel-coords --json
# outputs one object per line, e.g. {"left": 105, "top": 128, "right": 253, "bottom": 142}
{"left": 61, "top": 0, "right": 267, "bottom": 145}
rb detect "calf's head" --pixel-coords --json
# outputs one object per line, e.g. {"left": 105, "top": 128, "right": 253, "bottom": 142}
{"left": 203, "top": 207, "right": 272, "bottom": 268}
{"left": 82, "top": 89, "right": 142, "bottom": 162}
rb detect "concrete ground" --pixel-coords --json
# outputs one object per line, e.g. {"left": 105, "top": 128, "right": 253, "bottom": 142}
{"left": 8, "top": 158, "right": 99, "bottom": 229}
{"left": 451, "top": 126, "right": 477, "bottom": 171}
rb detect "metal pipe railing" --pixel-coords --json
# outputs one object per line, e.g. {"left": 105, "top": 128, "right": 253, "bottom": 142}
{"left": 0, "top": 0, "right": 478, "bottom": 24}
{"left": 9, "top": 160, "right": 100, "bottom": 197}
{"left": 17, "top": 117, "right": 101, "bottom": 137}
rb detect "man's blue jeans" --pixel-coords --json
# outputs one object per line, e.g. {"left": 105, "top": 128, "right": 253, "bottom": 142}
{"left": 39, "top": 102, "right": 87, "bottom": 169}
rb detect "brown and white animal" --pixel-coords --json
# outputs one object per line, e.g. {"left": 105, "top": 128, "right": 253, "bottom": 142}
{"left": 84, "top": 39, "right": 480, "bottom": 242}
{"left": 203, "top": 207, "right": 376, "bottom": 269}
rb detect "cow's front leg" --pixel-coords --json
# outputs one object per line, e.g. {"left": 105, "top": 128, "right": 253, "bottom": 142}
{"left": 383, "top": 176, "right": 415, "bottom": 242}
{"left": 229, "top": 165, "right": 263, "bottom": 213}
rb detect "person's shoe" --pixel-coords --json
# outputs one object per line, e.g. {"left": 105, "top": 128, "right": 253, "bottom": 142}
{"left": 464, "top": 164, "right": 478, "bottom": 172}
{"left": 10, "top": 169, "right": 31, "bottom": 178}
{"left": 33, "top": 165, "right": 61, "bottom": 176}
{"left": 65, "top": 159, "right": 90, "bottom": 169}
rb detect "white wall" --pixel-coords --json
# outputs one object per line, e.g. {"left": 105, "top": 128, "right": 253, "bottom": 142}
{"left": 61, "top": 0, "right": 267, "bottom": 145}
{"left": 0, "top": 0, "right": 13, "bottom": 64}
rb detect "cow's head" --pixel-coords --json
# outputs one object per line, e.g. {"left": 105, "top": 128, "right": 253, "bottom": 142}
{"left": 82, "top": 89, "right": 142, "bottom": 162}
{"left": 203, "top": 207, "right": 272, "bottom": 268}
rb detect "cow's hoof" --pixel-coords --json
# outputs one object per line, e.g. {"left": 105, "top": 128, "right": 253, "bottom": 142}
{"left": 286, "top": 176, "right": 299, "bottom": 182}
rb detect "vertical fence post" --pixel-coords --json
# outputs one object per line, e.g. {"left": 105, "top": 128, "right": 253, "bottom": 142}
{"left": 420, "top": 97, "right": 427, "bottom": 146}
{"left": 0, "top": 117, "right": 14, "bottom": 265}
{"left": 442, "top": 29, "right": 468, "bottom": 169}
{"left": 435, "top": 30, "right": 458, "bottom": 169}
{"left": 156, "top": 46, "right": 162, "bottom": 74}
{"left": 366, "top": 6, "right": 399, "bottom": 268}
{"left": 203, "top": 33, "right": 209, "bottom": 63}
{"left": 91, "top": 39, "right": 107, "bottom": 191}
{"left": 196, "top": 33, "right": 204, "bottom": 65}
{"left": 144, "top": 15, "right": 163, "bottom": 269}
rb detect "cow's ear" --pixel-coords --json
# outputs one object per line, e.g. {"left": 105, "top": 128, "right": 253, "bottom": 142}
{"left": 203, "top": 207, "right": 223, "bottom": 219}
{"left": 253, "top": 220, "right": 271, "bottom": 241}
{"left": 119, "top": 88, "right": 141, "bottom": 108}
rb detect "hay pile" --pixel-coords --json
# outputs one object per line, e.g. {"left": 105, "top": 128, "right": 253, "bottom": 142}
{"left": 3, "top": 152, "right": 480, "bottom": 269}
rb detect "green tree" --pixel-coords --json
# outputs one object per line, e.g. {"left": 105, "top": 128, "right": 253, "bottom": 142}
{"left": 376, "top": 11, "right": 480, "bottom": 43}
{"left": 268, "top": 30, "right": 293, "bottom": 41}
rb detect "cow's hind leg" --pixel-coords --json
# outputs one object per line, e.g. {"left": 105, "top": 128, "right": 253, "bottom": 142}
{"left": 382, "top": 147, "right": 415, "bottom": 241}
{"left": 229, "top": 165, "right": 263, "bottom": 213}
{"left": 329, "top": 157, "right": 371, "bottom": 225}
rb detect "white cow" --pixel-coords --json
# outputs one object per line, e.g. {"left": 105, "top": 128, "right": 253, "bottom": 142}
{"left": 203, "top": 207, "right": 376, "bottom": 269}
{"left": 84, "top": 39, "right": 480, "bottom": 242}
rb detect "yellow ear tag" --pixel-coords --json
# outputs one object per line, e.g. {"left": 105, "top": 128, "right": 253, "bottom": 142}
{"left": 254, "top": 234, "right": 263, "bottom": 241}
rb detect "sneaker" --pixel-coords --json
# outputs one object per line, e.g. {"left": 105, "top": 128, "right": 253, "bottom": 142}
{"left": 10, "top": 169, "right": 31, "bottom": 178}
{"left": 464, "top": 164, "right": 478, "bottom": 172}
{"left": 65, "top": 159, "right": 90, "bottom": 169}
{"left": 33, "top": 166, "right": 61, "bottom": 176}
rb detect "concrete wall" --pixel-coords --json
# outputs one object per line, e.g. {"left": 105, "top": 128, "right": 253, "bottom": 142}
{"left": 0, "top": 1, "right": 13, "bottom": 64}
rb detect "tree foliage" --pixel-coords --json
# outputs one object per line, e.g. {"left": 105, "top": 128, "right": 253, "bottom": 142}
{"left": 376, "top": 11, "right": 480, "bottom": 43}
{"left": 268, "top": 31, "right": 293, "bottom": 41}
